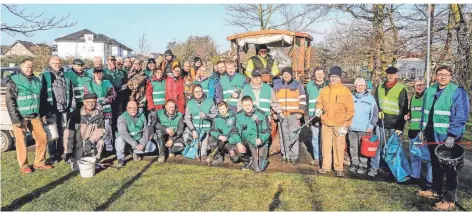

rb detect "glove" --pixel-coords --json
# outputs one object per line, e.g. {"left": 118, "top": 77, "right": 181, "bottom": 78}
{"left": 314, "top": 108, "right": 323, "bottom": 117}
{"left": 395, "top": 130, "right": 402, "bottom": 136}
{"left": 337, "top": 126, "right": 348, "bottom": 137}
{"left": 120, "top": 84, "right": 128, "bottom": 91}
{"left": 445, "top": 136, "right": 455, "bottom": 148}
{"left": 101, "top": 98, "right": 110, "bottom": 104}
{"left": 83, "top": 140, "right": 93, "bottom": 154}
{"left": 379, "top": 111, "right": 384, "bottom": 120}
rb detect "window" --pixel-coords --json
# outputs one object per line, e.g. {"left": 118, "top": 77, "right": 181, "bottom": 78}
{"left": 88, "top": 46, "right": 94, "bottom": 52}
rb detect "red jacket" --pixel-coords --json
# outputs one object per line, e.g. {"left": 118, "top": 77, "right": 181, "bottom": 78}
{"left": 165, "top": 75, "right": 185, "bottom": 113}
{"left": 145, "top": 76, "right": 166, "bottom": 111}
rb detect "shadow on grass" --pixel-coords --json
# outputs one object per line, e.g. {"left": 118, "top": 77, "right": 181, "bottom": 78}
{"left": 268, "top": 184, "right": 283, "bottom": 211}
{"left": 95, "top": 157, "right": 158, "bottom": 211}
{"left": 1, "top": 171, "right": 79, "bottom": 211}
{"left": 301, "top": 174, "right": 323, "bottom": 211}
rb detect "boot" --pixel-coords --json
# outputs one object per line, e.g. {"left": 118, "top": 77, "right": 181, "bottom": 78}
{"left": 433, "top": 201, "right": 455, "bottom": 210}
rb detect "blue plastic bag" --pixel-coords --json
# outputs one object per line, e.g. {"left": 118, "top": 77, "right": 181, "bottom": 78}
{"left": 382, "top": 134, "right": 412, "bottom": 182}
{"left": 182, "top": 128, "right": 206, "bottom": 159}
{"left": 409, "top": 136, "right": 431, "bottom": 162}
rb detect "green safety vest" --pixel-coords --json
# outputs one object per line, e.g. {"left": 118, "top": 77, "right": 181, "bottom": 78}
{"left": 64, "top": 70, "right": 92, "bottom": 103}
{"left": 103, "top": 68, "right": 126, "bottom": 91}
{"left": 85, "top": 80, "right": 113, "bottom": 113}
{"left": 119, "top": 111, "right": 146, "bottom": 141}
{"left": 378, "top": 82, "right": 405, "bottom": 115}
{"left": 157, "top": 109, "right": 182, "bottom": 130}
{"left": 194, "top": 78, "right": 210, "bottom": 95}
{"left": 241, "top": 83, "right": 272, "bottom": 115}
{"left": 187, "top": 97, "right": 214, "bottom": 131}
{"left": 41, "top": 71, "right": 71, "bottom": 107}
{"left": 144, "top": 69, "right": 153, "bottom": 78}
{"left": 422, "top": 83, "right": 460, "bottom": 134}
{"left": 409, "top": 94, "right": 424, "bottom": 130}
{"left": 306, "top": 80, "right": 327, "bottom": 116}
{"left": 236, "top": 109, "right": 269, "bottom": 147}
{"left": 10, "top": 74, "right": 42, "bottom": 115}
{"left": 151, "top": 80, "right": 166, "bottom": 106}
{"left": 220, "top": 73, "right": 246, "bottom": 106}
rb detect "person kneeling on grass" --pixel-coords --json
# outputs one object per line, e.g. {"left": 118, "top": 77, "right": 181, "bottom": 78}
{"left": 230, "top": 96, "right": 270, "bottom": 172}
{"left": 66, "top": 94, "right": 105, "bottom": 171}
{"left": 154, "top": 99, "right": 185, "bottom": 161}
{"left": 115, "top": 101, "right": 154, "bottom": 168}
{"left": 207, "top": 101, "right": 241, "bottom": 166}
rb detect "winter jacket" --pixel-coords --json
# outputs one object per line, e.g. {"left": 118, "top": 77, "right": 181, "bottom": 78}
{"left": 245, "top": 55, "right": 280, "bottom": 77}
{"left": 183, "top": 75, "right": 194, "bottom": 101}
{"left": 220, "top": 73, "right": 247, "bottom": 107}
{"left": 160, "top": 56, "right": 179, "bottom": 75}
{"left": 420, "top": 83, "right": 470, "bottom": 139}
{"left": 39, "top": 68, "right": 76, "bottom": 114}
{"left": 209, "top": 110, "right": 241, "bottom": 144}
{"left": 103, "top": 68, "right": 126, "bottom": 92}
{"left": 155, "top": 109, "right": 184, "bottom": 140}
{"left": 125, "top": 70, "right": 147, "bottom": 108}
{"left": 193, "top": 76, "right": 216, "bottom": 99}
{"left": 183, "top": 96, "right": 217, "bottom": 132}
{"left": 273, "top": 78, "right": 306, "bottom": 116}
{"left": 374, "top": 81, "right": 409, "bottom": 130}
{"left": 165, "top": 75, "right": 186, "bottom": 114}
{"left": 64, "top": 69, "right": 92, "bottom": 104}
{"left": 5, "top": 72, "right": 44, "bottom": 124}
{"left": 350, "top": 91, "right": 378, "bottom": 132}
{"left": 236, "top": 107, "right": 270, "bottom": 147}
{"left": 213, "top": 72, "right": 224, "bottom": 103}
{"left": 237, "top": 82, "right": 282, "bottom": 116}
{"left": 145, "top": 75, "right": 166, "bottom": 111}
{"left": 117, "top": 111, "right": 149, "bottom": 148}
{"left": 316, "top": 82, "right": 355, "bottom": 127}
{"left": 83, "top": 79, "right": 116, "bottom": 119}
{"left": 66, "top": 105, "right": 105, "bottom": 152}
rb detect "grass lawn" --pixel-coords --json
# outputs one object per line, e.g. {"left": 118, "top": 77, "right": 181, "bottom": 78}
{"left": 2, "top": 150, "right": 472, "bottom": 211}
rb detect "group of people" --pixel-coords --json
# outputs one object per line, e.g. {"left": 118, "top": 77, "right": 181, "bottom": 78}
{"left": 5, "top": 43, "right": 469, "bottom": 210}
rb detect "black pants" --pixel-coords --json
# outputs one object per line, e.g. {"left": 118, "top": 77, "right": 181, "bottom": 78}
{"left": 208, "top": 136, "right": 227, "bottom": 161}
{"left": 47, "top": 112, "right": 66, "bottom": 158}
{"left": 227, "top": 140, "right": 268, "bottom": 171}
{"left": 424, "top": 127, "right": 458, "bottom": 201}
{"left": 156, "top": 130, "right": 184, "bottom": 154}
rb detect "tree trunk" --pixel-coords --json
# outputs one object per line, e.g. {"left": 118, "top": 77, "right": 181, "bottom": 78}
{"left": 388, "top": 4, "right": 399, "bottom": 67}
{"left": 372, "top": 4, "right": 385, "bottom": 84}
{"left": 437, "top": 8, "right": 453, "bottom": 66}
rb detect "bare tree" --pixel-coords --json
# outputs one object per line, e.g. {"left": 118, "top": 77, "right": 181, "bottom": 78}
{"left": 138, "top": 32, "right": 151, "bottom": 56}
{"left": 278, "top": 5, "right": 332, "bottom": 33}
{"left": 224, "top": 4, "right": 285, "bottom": 31}
{"left": 1, "top": 4, "right": 76, "bottom": 37}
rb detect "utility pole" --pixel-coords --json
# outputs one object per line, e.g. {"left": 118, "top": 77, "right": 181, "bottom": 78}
{"left": 426, "top": 3, "right": 432, "bottom": 87}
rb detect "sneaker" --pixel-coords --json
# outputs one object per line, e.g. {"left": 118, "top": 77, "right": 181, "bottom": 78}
{"left": 433, "top": 201, "right": 455, "bottom": 210}
{"left": 282, "top": 157, "right": 288, "bottom": 164}
{"left": 242, "top": 160, "right": 253, "bottom": 171}
{"left": 310, "top": 159, "right": 320, "bottom": 167}
{"left": 417, "top": 190, "right": 441, "bottom": 199}
{"left": 367, "top": 168, "right": 377, "bottom": 177}
{"left": 117, "top": 159, "right": 126, "bottom": 168}
{"left": 348, "top": 165, "right": 358, "bottom": 173}
{"left": 336, "top": 171, "right": 345, "bottom": 177}
{"left": 20, "top": 166, "right": 33, "bottom": 174}
{"left": 406, "top": 177, "right": 420, "bottom": 186}
{"left": 132, "top": 153, "right": 142, "bottom": 161}
{"left": 157, "top": 155, "right": 165, "bottom": 163}
{"left": 33, "top": 164, "right": 54, "bottom": 170}
{"left": 356, "top": 167, "right": 367, "bottom": 175}
{"left": 318, "top": 168, "right": 328, "bottom": 174}
{"left": 169, "top": 153, "right": 175, "bottom": 158}
{"left": 70, "top": 161, "right": 79, "bottom": 171}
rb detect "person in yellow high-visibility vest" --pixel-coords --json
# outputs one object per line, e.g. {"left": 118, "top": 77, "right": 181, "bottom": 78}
{"left": 245, "top": 44, "right": 280, "bottom": 77}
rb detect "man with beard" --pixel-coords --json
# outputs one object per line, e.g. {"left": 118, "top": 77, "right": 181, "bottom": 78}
{"left": 40, "top": 56, "right": 76, "bottom": 164}
{"left": 154, "top": 100, "right": 185, "bottom": 162}
{"left": 245, "top": 44, "right": 280, "bottom": 77}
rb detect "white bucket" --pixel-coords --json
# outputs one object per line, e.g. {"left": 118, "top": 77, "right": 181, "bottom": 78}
{"left": 77, "top": 157, "right": 97, "bottom": 178}
{"left": 43, "top": 117, "right": 59, "bottom": 142}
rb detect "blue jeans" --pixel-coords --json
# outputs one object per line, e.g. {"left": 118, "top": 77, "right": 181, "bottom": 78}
{"left": 115, "top": 136, "right": 154, "bottom": 160}
{"left": 370, "top": 126, "right": 395, "bottom": 170}
{"left": 311, "top": 125, "right": 321, "bottom": 160}
{"left": 409, "top": 137, "right": 432, "bottom": 183}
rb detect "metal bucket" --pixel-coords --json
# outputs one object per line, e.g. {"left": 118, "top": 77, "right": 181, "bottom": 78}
{"left": 435, "top": 144, "right": 465, "bottom": 171}
{"left": 43, "top": 117, "right": 59, "bottom": 142}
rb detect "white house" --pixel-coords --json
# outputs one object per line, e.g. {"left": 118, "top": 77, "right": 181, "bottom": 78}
{"left": 54, "top": 29, "right": 132, "bottom": 61}
{"left": 396, "top": 57, "right": 425, "bottom": 80}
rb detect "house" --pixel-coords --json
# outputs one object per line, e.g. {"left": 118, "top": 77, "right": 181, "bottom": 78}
{"left": 54, "top": 29, "right": 133, "bottom": 61}
{"left": 2, "top": 41, "right": 51, "bottom": 57}
{"left": 396, "top": 57, "right": 425, "bottom": 81}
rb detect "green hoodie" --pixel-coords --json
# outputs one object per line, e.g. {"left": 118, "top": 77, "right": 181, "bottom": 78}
{"left": 209, "top": 110, "right": 241, "bottom": 144}
{"left": 236, "top": 107, "right": 270, "bottom": 147}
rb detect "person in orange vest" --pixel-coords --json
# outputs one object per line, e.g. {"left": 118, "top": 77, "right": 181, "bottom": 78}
{"left": 273, "top": 67, "right": 306, "bottom": 165}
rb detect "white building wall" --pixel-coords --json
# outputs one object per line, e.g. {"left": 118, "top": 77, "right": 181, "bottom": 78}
{"left": 57, "top": 41, "right": 105, "bottom": 60}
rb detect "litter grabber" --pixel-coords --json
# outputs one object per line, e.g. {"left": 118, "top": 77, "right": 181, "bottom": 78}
{"left": 206, "top": 129, "right": 235, "bottom": 166}
{"left": 289, "top": 115, "right": 318, "bottom": 141}
{"left": 278, "top": 117, "right": 288, "bottom": 162}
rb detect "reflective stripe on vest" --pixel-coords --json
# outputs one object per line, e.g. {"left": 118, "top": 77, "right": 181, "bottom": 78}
{"left": 42, "top": 71, "right": 71, "bottom": 107}
{"left": 241, "top": 83, "right": 272, "bottom": 116}
{"left": 194, "top": 79, "right": 210, "bottom": 95}
{"left": 275, "top": 86, "right": 303, "bottom": 114}
{"left": 378, "top": 82, "right": 405, "bottom": 115}
{"left": 11, "top": 74, "right": 42, "bottom": 115}
{"left": 85, "top": 80, "right": 113, "bottom": 113}
{"left": 64, "top": 69, "right": 91, "bottom": 103}
{"left": 118, "top": 111, "right": 146, "bottom": 141}
{"left": 220, "top": 73, "right": 246, "bottom": 106}
{"left": 157, "top": 109, "right": 182, "bottom": 130}
{"left": 151, "top": 80, "right": 166, "bottom": 106}
{"left": 409, "top": 94, "right": 424, "bottom": 130}
{"left": 188, "top": 98, "right": 214, "bottom": 131}
{"left": 421, "top": 83, "right": 459, "bottom": 134}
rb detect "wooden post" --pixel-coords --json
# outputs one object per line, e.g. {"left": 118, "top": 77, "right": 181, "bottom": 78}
{"left": 298, "top": 38, "right": 306, "bottom": 81}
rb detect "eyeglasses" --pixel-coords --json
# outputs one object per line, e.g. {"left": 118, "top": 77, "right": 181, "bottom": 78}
{"left": 437, "top": 74, "right": 451, "bottom": 78}
{"left": 193, "top": 90, "right": 203, "bottom": 94}
{"left": 355, "top": 85, "right": 366, "bottom": 87}
{"left": 415, "top": 84, "right": 425, "bottom": 87}
{"left": 127, "top": 107, "right": 138, "bottom": 110}
{"left": 259, "top": 50, "right": 267, "bottom": 53}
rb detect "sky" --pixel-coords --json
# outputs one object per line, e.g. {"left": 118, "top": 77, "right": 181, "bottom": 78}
{"left": 1, "top": 4, "right": 337, "bottom": 53}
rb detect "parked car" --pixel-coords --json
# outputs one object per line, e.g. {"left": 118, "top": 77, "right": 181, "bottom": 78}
{"left": 1, "top": 67, "right": 20, "bottom": 152}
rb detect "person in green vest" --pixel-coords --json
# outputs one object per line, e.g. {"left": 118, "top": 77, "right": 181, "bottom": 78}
{"left": 232, "top": 96, "right": 271, "bottom": 172}
{"left": 207, "top": 101, "right": 241, "bottom": 166}
{"left": 144, "top": 58, "right": 157, "bottom": 78}
{"left": 245, "top": 44, "right": 280, "bottom": 77}
{"left": 154, "top": 99, "right": 185, "bottom": 162}
{"left": 305, "top": 67, "right": 328, "bottom": 167}
{"left": 40, "top": 56, "right": 76, "bottom": 164}
{"left": 64, "top": 59, "right": 92, "bottom": 111}
{"left": 122, "top": 57, "right": 132, "bottom": 73}
{"left": 103, "top": 56, "right": 127, "bottom": 136}
{"left": 115, "top": 101, "right": 152, "bottom": 168}
{"left": 6, "top": 59, "right": 54, "bottom": 173}
{"left": 416, "top": 65, "right": 470, "bottom": 211}
{"left": 145, "top": 67, "right": 166, "bottom": 112}
{"left": 403, "top": 79, "right": 432, "bottom": 188}
{"left": 219, "top": 61, "right": 247, "bottom": 112}
{"left": 369, "top": 66, "right": 409, "bottom": 177}
{"left": 193, "top": 66, "right": 213, "bottom": 98}
{"left": 84, "top": 67, "right": 116, "bottom": 152}
{"left": 183, "top": 84, "right": 218, "bottom": 158}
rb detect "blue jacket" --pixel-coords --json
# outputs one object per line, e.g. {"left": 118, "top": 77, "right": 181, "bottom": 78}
{"left": 420, "top": 86, "right": 470, "bottom": 140}
{"left": 350, "top": 91, "right": 379, "bottom": 132}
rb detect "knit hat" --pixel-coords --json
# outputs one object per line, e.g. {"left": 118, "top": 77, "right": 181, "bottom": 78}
{"left": 329, "top": 66, "right": 342, "bottom": 77}
{"left": 194, "top": 57, "right": 202, "bottom": 63}
{"left": 257, "top": 44, "right": 269, "bottom": 52}
{"left": 281, "top": 67, "right": 293, "bottom": 76}
{"left": 385, "top": 67, "right": 398, "bottom": 74}
{"left": 164, "top": 49, "right": 173, "bottom": 56}
{"left": 147, "top": 58, "right": 156, "bottom": 64}
{"left": 83, "top": 93, "right": 98, "bottom": 100}
{"left": 93, "top": 67, "right": 103, "bottom": 73}
{"left": 72, "top": 59, "right": 84, "bottom": 66}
